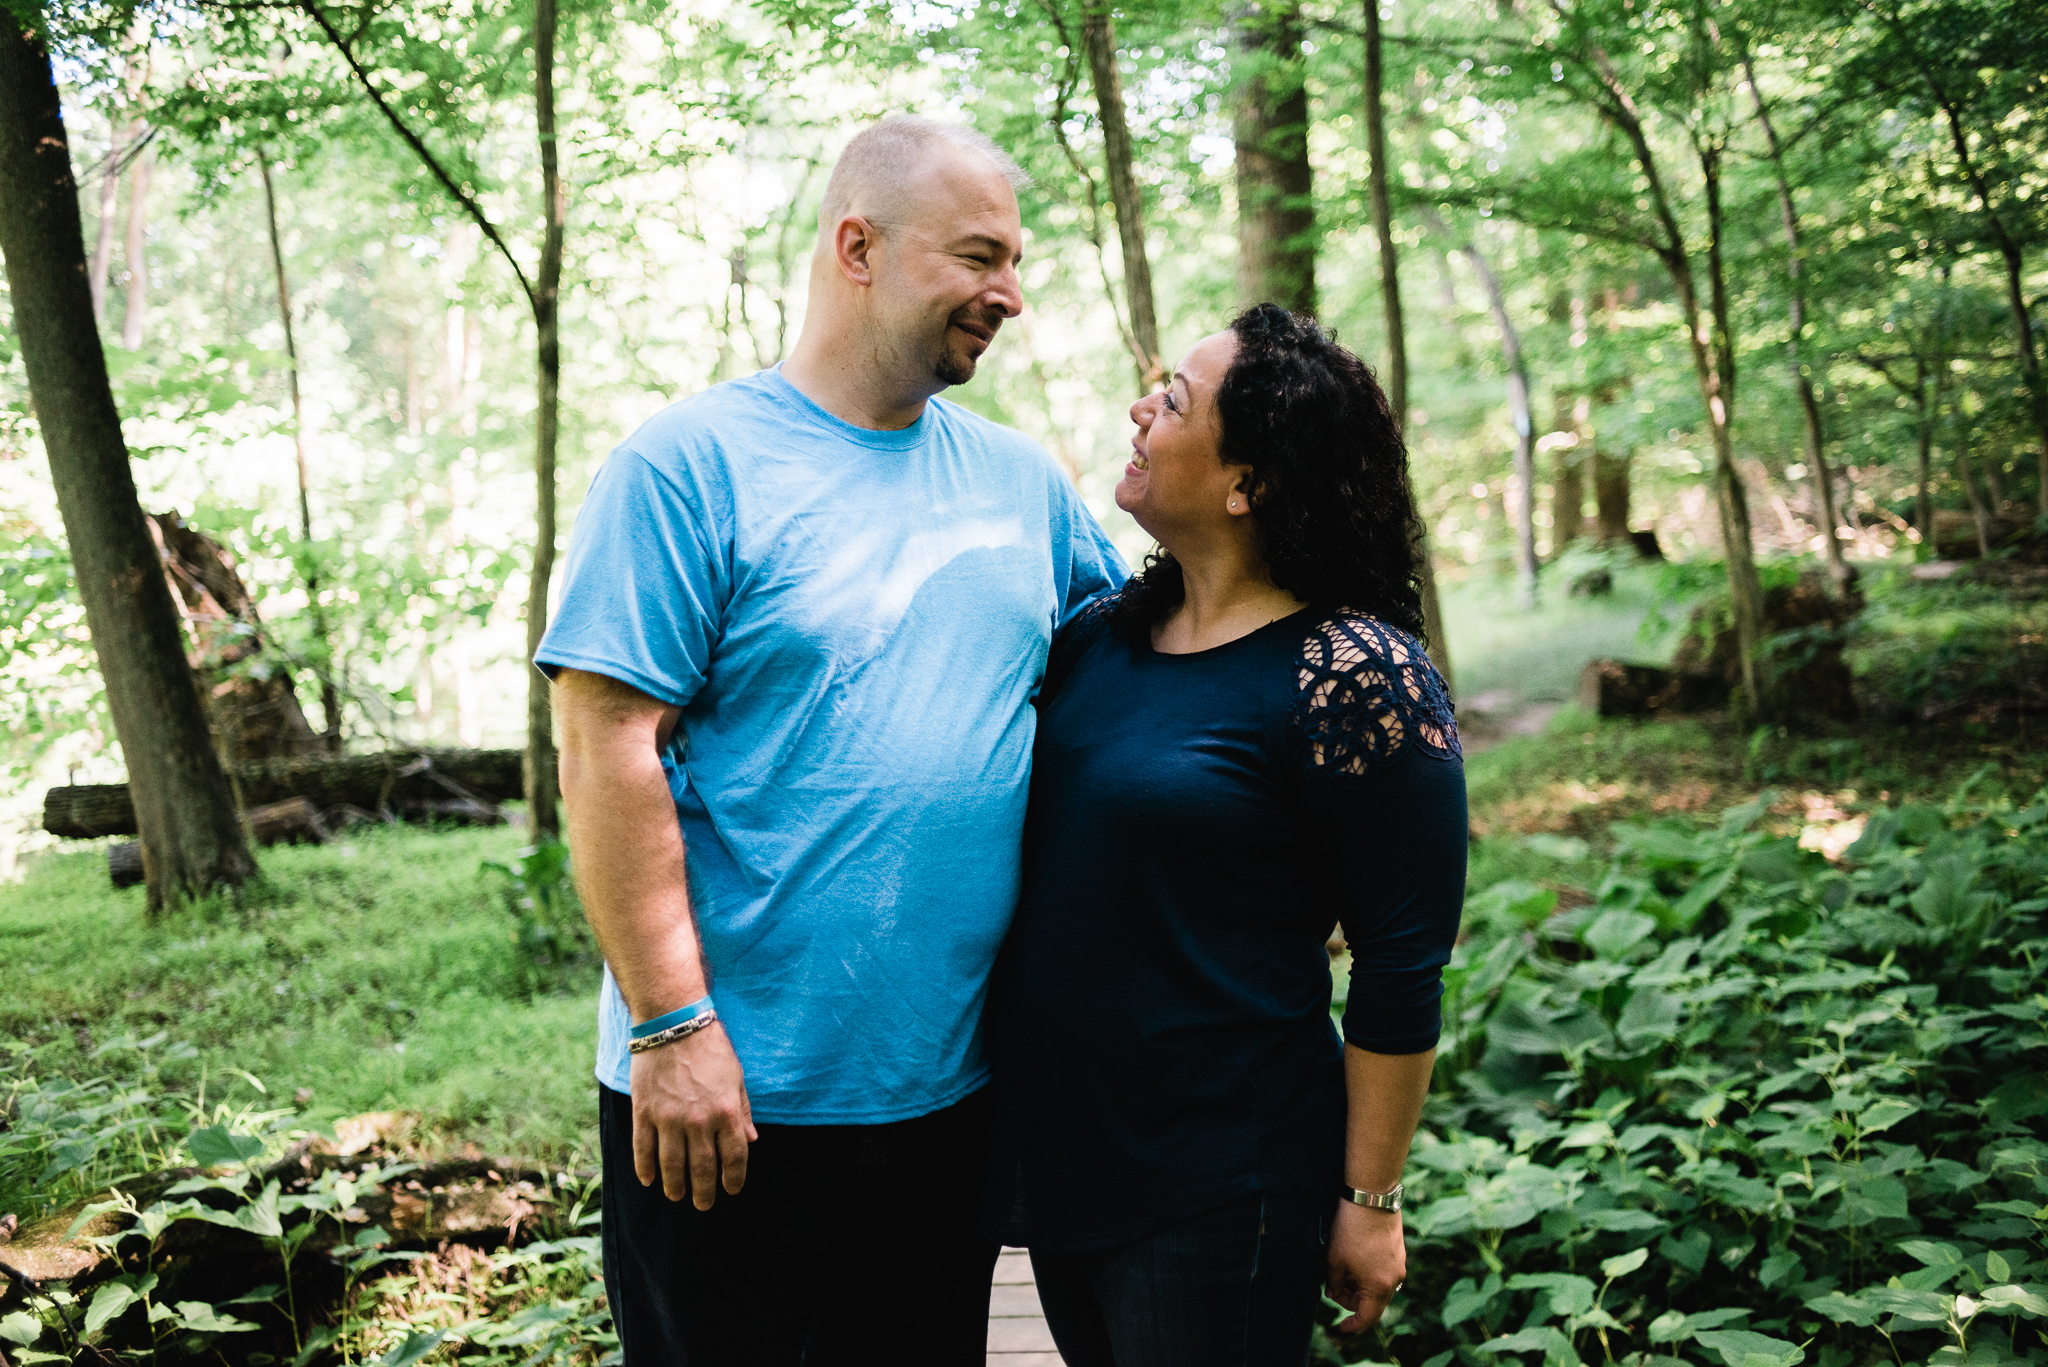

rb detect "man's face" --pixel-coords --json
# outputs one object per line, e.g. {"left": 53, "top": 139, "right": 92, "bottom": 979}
{"left": 863, "top": 150, "right": 1026, "bottom": 389}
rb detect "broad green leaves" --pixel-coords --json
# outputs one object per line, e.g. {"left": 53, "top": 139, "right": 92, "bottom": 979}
{"left": 185, "top": 1124, "right": 264, "bottom": 1168}
{"left": 1398, "top": 792, "right": 2048, "bottom": 1367}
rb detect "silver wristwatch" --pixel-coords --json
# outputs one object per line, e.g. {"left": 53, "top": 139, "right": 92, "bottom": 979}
{"left": 1340, "top": 1182, "right": 1404, "bottom": 1212}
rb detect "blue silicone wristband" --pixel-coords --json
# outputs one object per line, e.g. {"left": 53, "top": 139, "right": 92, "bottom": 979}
{"left": 631, "top": 995, "right": 714, "bottom": 1039}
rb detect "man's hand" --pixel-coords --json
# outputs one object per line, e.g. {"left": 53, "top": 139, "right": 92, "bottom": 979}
{"left": 630, "top": 1022, "right": 758, "bottom": 1209}
{"left": 1326, "top": 1201, "right": 1406, "bottom": 1333}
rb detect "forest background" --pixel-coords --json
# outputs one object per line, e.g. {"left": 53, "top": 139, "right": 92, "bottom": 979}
{"left": 2, "top": 0, "right": 2043, "bottom": 877}
{"left": 3, "top": 0, "right": 2047, "bottom": 1362}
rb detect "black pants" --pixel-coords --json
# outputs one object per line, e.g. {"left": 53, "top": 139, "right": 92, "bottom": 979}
{"left": 598, "top": 1083, "right": 999, "bottom": 1366}
{"left": 1028, "top": 1193, "right": 1329, "bottom": 1367}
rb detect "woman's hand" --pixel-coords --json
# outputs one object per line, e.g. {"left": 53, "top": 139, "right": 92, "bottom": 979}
{"left": 1326, "top": 1200, "right": 1406, "bottom": 1333}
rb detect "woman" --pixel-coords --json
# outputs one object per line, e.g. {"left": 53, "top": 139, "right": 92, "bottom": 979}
{"left": 987, "top": 304, "right": 1467, "bottom": 1365}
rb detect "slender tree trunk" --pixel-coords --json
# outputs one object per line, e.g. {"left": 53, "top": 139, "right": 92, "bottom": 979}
{"left": 258, "top": 149, "right": 342, "bottom": 750}
{"left": 1956, "top": 443, "right": 1992, "bottom": 560}
{"left": 1694, "top": 139, "right": 1768, "bottom": 711}
{"left": 1083, "top": 2, "right": 1162, "bottom": 382}
{"left": 1934, "top": 100, "right": 2048, "bottom": 515}
{"left": 1742, "top": 55, "right": 1847, "bottom": 593}
{"left": 119, "top": 136, "right": 151, "bottom": 350}
{"left": 1552, "top": 400, "right": 1584, "bottom": 554}
{"left": 525, "top": 0, "right": 565, "bottom": 838}
{"left": 1233, "top": 0, "right": 1314, "bottom": 315}
{"left": 1448, "top": 226, "right": 1536, "bottom": 605}
{"left": 0, "top": 7, "right": 255, "bottom": 911}
{"left": 89, "top": 119, "right": 135, "bottom": 319}
{"left": 1593, "top": 448, "right": 1631, "bottom": 543}
{"left": 1564, "top": 30, "right": 1770, "bottom": 712}
{"left": 1362, "top": 0, "right": 1451, "bottom": 688}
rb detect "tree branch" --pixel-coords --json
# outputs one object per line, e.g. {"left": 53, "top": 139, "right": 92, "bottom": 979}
{"left": 297, "top": 0, "right": 535, "bottom": 311}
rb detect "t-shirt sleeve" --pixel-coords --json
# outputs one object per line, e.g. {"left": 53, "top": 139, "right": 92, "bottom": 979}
{"left": 532, "top": 446, "right": 726, "bottom": 707}
{"left": 1048, "top": 470, "right": 1128, "bottom": 629}
{"left": 1292, "top": 615, "right": 1468, "bottom": 1055}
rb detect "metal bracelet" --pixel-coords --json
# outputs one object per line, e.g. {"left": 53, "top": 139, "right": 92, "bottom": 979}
{"left": 1340, "top": 1181, "right": 1404, "bottom": 1212}
{"left": 627, "top": 1010, "right": 720, "bottom": 1055}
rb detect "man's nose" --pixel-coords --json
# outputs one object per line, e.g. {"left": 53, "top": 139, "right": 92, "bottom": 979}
{"left": 987, "top": 263, "right": 1024, "bottom": 318}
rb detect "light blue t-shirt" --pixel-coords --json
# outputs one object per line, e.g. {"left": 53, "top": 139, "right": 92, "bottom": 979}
{"left": 535, "top": 367, "right": 1126, "bottom": 1124}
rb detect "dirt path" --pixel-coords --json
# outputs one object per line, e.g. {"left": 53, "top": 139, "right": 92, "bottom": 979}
{"left": 1457, "top": 687, "right": 1563, "bottom": 754}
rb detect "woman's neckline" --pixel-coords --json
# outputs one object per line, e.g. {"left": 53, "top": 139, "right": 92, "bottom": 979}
{"left": 1146, "top": 603, "right": 1321, "bottom": 660}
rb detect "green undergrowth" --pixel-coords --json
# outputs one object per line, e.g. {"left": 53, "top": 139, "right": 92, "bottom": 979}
{"left": 2, "top": 823, "right": 601, "bottom": 1172}
{"left": 1319, "top": 782, "right": 2048, "bottom": 1367}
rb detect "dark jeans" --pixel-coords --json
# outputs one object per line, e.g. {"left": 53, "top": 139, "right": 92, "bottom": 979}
{"left": 1028, "top": 1193, "right": 1329, "bottom": 1367}
{"left": 598, "top": 1083, "right": 999, "bottom": 1366}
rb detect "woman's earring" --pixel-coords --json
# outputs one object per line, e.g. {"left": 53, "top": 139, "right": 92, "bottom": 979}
{"left": 1229, "top": 498, "right": 1240, "bottom": 510}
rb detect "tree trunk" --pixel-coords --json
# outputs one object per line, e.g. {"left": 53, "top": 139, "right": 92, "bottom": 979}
{"left": 1956, "top": 445, "right": 1993, "bottom": 560}
{"left": 1565, "top": 30, "right": 1769, "bottom": 712}
{"left": 0, "top": 6, "right": 255, "bottom": 911}
{"left": 89, "top": 119, "right": 135, "bottom": 319}
{"left": 258, "top": 150, "right": 342, "bottom": 751}
{"left": 1687, "top": 139, "right": 1767, "bottom": 712}
{"left": 1934, "top": 100, "right": 2048, "bottom": 515}
{"left": 119, "top": 135, "right": 151, "bottom": 350}
{"left": 1083, "top": 2, "right": 1162, "bottom": 382}
{"left": 1742, "top": 54, "right": 1848, "bottom": 594}
{"left": 1593, "top": 449, "right": 1630, "bottom": 544}
{"left": 1447, "top": 226, "right": 1536, "bottom": 605}
{"left": 525, "top": 0, "right": 565, "bottom": 839}
{"left": 1551, "top": 386, "right": 1583, "bottom": 553}
{"left": 1362, "top": 0, "right": 1451, "bottom": 689}
{"left": 1233, "top": 0, "right": 1314, "bottom": 315}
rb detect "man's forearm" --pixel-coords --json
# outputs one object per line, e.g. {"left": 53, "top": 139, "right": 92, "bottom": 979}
{"left": 556, "top": 673, "right": 706, "bottom": 1020}
{"left": 1342, "top": 1045, "right": 1435, "bottom": 1192}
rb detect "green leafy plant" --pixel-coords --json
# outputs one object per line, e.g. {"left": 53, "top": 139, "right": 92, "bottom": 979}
{"left": 1321, "top": 785, "right": 2048, "bottom": 1366}
{"left": 480, "top": 840, "right": 589, "bottom": 992}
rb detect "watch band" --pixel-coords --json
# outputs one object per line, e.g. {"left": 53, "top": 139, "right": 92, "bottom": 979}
{"left": 1340, "top": 1181, "right": 1404, "bottom": 1211}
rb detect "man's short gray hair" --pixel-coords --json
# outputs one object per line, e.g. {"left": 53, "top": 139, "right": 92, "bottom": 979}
{"left": 817, "top": 115, "right": 1032, "bottom": 230}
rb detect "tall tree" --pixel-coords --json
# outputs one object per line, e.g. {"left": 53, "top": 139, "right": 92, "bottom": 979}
{"left": 257, "top": 147, "right": 342, "bottom": 749}
{"left": 1365, "top": 0, "right": 1454, "bottom": 687}
{"left": 1855, "top": 0, "right": 2048, "bottom": 515}
{"left": 1531, "top": 0, "right": 1772, "bottom": 710}
{"left": 527, "top": 0, "right": 565, "bottom": 837}
{"left": 1425, "top": 206, "right": 1538, "bottom": 606}
{"left": 119, "top": 122, "right": 151, "bottom": 349}
{"left": 0, "top": 3, "right": 256, "bottom": 911}
{"left": 297, "top": 0, "right": 567, "bottom": 834}
{"left": 1233, "top": 0, "right": 1314, "bottom": 314}
{"left": 1081, "top": 0, "right": 1162, "bottom": 381}
{"left": 1741, "top": 49, "right": 1849, "bottom": 593}
{"left": 1034, "top": 0, "right": 1155, "bottom": 385}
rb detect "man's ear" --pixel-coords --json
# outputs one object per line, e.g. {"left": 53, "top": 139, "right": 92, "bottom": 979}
{"left": 834, "top": 215, "right": 879, "bottom": 287}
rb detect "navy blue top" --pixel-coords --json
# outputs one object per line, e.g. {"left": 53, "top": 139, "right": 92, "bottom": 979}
{"left": 987, "top": 598, "right": 1468, "bottom": 1250}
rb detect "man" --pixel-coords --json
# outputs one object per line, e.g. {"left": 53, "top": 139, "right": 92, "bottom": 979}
{"left": 536, "top": 115, "right": 1125, "bottom": 1364}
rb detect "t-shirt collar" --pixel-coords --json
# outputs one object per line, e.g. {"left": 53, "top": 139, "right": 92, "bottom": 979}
{"left": 763, "top": 363, "right": 934, "bottom": 452}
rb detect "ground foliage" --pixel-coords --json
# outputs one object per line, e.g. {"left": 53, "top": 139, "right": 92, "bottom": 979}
{"left": 1320, "top": 786, "right": 2048, "bottom": 1366}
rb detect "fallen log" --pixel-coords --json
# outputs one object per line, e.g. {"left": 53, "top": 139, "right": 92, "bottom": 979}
{"left": 105, "top": 797, "right": 331, "bottom": 887}
{"left": 43, "top": 749, "right": 521, "bottom": 839}
{"left": 1578, "top": 659, "right": 1730, "bottom": 717}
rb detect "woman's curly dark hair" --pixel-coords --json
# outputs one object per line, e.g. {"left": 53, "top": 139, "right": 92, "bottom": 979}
{"left": 1111, "top": 303, "right": 1425, "bottom": 645}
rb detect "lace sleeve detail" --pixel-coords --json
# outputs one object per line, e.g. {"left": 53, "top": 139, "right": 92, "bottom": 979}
{"left": 1292, "top": 613, "right": 1461, "bottom": 778}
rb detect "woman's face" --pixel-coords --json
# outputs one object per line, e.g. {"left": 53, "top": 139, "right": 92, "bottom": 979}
{"left": 1115, "top": 331, "right": 1246, "bottom": 539}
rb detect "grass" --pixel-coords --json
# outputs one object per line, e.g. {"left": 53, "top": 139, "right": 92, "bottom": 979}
{"left": 1438, "top": 547, "right": 1700, "bottom": 707}
{"left": 4, "top": 822, "right": 601, "bottom": 1166}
